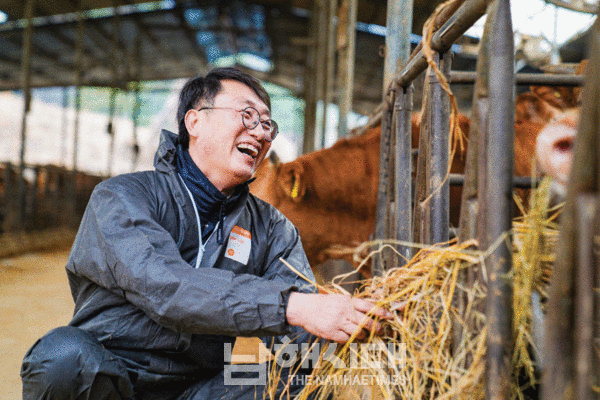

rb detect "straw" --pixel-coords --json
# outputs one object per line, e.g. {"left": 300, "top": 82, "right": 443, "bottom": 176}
{"left": 266, "top": 178, "right": 559, "bottom": 400}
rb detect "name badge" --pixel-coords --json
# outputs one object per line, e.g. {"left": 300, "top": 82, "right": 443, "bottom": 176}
{"left": 225, "top": 225, "right": 252, "bottom": 265}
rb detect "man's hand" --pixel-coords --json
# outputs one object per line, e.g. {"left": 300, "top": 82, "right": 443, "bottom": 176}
{"left": 286, "top": 292, "right": 394, "bottom": 343}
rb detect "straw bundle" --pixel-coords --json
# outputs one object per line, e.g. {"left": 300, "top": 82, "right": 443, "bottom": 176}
{"left": 267, "top": 179, "right": 559, "bottom": 400}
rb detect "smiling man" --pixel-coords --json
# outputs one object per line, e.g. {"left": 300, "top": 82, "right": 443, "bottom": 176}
{"left": 21, "top": 67, "right": 391, "bottom": 400}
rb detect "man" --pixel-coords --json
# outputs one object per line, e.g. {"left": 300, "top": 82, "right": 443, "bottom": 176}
{"left": 21, "top": 67, "right": 391, "bottom": 399}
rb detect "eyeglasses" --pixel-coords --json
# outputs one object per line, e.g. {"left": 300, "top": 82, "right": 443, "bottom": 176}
{"left": 196, "top": 106, "right": 279, "bottom": 141}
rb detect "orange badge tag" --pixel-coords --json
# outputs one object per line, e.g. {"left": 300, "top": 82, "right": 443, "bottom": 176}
{"left": 225, "top": 226, "right": 252, "bottom": 265}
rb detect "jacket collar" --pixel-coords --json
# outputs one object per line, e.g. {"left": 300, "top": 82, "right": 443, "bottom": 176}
{"left": 154, "top": 129, "right": 179, "bottom": 173}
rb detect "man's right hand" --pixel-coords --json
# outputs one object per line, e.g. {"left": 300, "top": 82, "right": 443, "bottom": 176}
{"left": 285, "top": 292, "right": 394, "bottom": 343}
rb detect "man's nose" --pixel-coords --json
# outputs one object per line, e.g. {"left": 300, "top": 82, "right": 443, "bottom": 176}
{"left": 248, "top": 122, "right": 268, "bottom": 141}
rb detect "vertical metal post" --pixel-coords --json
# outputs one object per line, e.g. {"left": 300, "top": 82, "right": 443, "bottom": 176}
{"left": 429, "top": 52, "right": 451, "bottom": 245}
{"left": 19, "top": 0, "right": 35, "bottom": 229}
{"left": 314, "top": 0, "right": 327, "bottom": 150}
{"left": 544, "top": 16, "right": 600, "bottom": 400}
{"left": 337, "top": 0, "right": 357, "bottom": 137}
{"left": 372, "top": 102, "right": 393, "bottom": 277}
{"left": 394, "top": 85, "right": 414, "bottom": 263}
{"left": 412, "top": 77, "right": 431, "bottom": 245}
{"left": 383, "top": 0, "right": 413, "bottom": 94}
{"left": 321, "top": 0, "right": 338, "bottom": 148}
{"left": 453, "top": 1, "right": 495, "bottom": 368}
{"left": 485, "top": 1, "right": 514, "bottom": 399}
{"left": 574, "top": 195, "right": 597, "bottom": 400}
{"left": 458, "top": 0, "right": 494, "bottom": 244}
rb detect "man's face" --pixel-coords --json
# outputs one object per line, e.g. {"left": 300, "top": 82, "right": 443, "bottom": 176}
{"left": 186, "top": 79, "right": 272, "bottom": 194}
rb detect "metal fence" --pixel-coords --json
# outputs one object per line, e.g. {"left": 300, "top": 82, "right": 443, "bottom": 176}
{"left": 371, "top": 0, "right": 599, "bottom": 398}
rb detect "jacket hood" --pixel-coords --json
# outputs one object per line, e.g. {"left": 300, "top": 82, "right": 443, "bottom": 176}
{"left": 154, "top": 129, "right": 179, "bottom": 173}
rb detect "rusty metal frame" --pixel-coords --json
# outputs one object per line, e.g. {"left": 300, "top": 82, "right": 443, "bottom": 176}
{"left": 484, "top": 1, "right": 514, "bottom": 398}
{"left": 428, "top": 52, "right": 452, "bottom": 245}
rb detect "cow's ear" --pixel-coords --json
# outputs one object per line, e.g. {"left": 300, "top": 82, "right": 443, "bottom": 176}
{"left": 279, "top": 163, "right": 305, "bottom": 202}
{"left": 268, "top": 151, "right": 280, "bottom": 166}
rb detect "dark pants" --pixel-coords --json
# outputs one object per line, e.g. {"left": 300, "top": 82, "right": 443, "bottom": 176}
{"left": 21, "top": 327, "right": 310, "bottom": 400}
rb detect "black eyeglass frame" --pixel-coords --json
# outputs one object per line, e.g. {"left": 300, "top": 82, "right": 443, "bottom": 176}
{"left": 196, "top": 106, "right": 279, "bottom": 142}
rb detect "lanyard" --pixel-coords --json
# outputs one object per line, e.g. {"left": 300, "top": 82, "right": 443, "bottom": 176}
{"left": 179, "top": 174, "right": 206, "bottom": 269}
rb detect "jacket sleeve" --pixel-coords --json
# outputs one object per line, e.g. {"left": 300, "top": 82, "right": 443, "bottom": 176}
{"left": 252, "top": 204, "right": 320, "bottom": 350}
{"left": 68, "top": 176, "right": 298, "bottom": 337}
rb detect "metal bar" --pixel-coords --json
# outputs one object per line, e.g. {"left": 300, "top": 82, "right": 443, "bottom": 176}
{"left": 449, "top": 70, "right": 585, "bottom": 86}
{"left": 18, "top": 0, "right": 35, "bottom": 229}
{"left": 409, "top": 0, "right": 468, "bottom": 60}
{"left": 394, "top": 0, "right": 489, "bottom": 89}
{"left": 574, "top": 195, "right": 597, "bottom": 400}
{"left": 372, "top": 102, "right": 393, "bottom": 276}
{"left": 394, "top": 85, "right": 414, "bottom": 263}
{"left": 457, "top": 0, "right": 490, "bottom": 245}
{"left": 337, "top": 0, "right": 357, "bottom": 137}
{"left": 413, "top": 77, "right": 432, "bottom": 244}
{"left": 485, "top": 1, "right": 514, "bottom": 399}
{"left": 448, "top": 173, "right": 540, "bottom": 188}
{"left": 383, "top": 0, "right": 413, "bottom": 94}
{"left": 544, "top": 16, "right": 600, "bottom": 400}
{"left": 429, "top": 52, "right": 451, "bottom": 245}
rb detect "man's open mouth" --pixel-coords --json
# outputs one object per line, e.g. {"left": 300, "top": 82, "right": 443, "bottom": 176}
{"left": 237, "top": 143, "right": 259, "bottom": 158}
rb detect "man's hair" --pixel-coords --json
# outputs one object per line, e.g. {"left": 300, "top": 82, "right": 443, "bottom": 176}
{"left": 176, "top": 67, "right": 271, "bottom": 149}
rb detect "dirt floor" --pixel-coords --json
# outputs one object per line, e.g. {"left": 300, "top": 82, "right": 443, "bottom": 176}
{"left": 0, "top": 247, "right": 263, "bottom": 399}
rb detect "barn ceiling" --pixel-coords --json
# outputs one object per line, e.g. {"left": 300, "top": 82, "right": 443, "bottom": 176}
{"left": 0, "top": 0, "right": 479, "bottom": 115}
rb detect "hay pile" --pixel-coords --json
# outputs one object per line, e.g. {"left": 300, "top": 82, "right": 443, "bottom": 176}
{"left": 268, "top": 179, "right": 559, "bottom": 400}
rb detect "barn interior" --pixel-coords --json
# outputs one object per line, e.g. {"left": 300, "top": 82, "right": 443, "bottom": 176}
{"left": 0, "top": 0, "right": 591, "bottom": 238}
{"left": 1, "top": 0, "right": 599, "bottom": 397}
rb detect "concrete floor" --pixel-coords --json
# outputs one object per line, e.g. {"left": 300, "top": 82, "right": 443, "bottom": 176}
{"left": 0, "top": 248, "right": 262, "bottom": 399}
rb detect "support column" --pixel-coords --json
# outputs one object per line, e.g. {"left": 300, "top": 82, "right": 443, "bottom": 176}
{"left": 302, "top": 0, "right": 320, "bottom": 154}
{"left": 72, "top": 9, "right": 85, "bottom": 172}
{"left": 383, "top": 0, "right": 413, "bottom": 94}
{"left": 321, "top": 0, "right": 337, "bottom": 148}
{"left": 337, "top": 0, "right": 357, "bottom": 138}
{"left": 18, "top": 0, "right": 35, "bottom": 229}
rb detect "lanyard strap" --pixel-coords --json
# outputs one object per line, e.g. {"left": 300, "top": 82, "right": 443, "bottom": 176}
{"left": 179, "top": 174, "right": 203, "bottom": 269}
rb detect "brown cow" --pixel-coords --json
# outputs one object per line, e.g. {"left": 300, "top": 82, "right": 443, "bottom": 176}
{"left": 251, "top": 114, "right": 471, "bottom": 269}
{"left": 251, "top": 75, "right": 582, "bottom": 272}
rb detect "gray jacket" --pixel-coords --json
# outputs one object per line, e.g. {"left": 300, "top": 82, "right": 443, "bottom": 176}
{"left": 66, "top": 130, "right": 315, "bottom": 376}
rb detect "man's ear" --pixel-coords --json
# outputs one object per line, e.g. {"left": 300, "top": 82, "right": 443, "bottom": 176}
{"left": 184, "top": 109, "right": 201, "bottom": 139}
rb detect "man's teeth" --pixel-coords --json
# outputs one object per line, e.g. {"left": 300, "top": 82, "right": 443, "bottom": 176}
{"left": 237, "top": 143, "right": 259, "bottom": 157}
